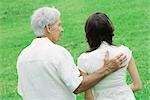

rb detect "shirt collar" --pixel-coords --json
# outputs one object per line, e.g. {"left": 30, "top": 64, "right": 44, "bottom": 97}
{"left": 97, "top": 41, "right": 110, "bottom": 49}
{"left": 32, "top": 37, "right": 54, "bottom": 45}
{"left": 102, "top": 41, "right": 109, "bottom": 45}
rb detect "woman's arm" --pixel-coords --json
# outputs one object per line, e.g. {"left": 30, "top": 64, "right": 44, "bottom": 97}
{"left": 128, "top": 56, "right": 142, "bottom": 91}
{"left": 84, "top": 89, "right": 94, "bottom": 100}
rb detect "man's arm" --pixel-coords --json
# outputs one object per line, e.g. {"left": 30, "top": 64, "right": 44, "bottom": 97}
{"left": 74, "top": 52, "right": 127, "bottom": 94}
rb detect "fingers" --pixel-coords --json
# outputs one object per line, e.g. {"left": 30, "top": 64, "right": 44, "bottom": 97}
{"left": 104, "top": 53, "right": 128, "bottom": 73}
{"left": 119, "top": 57, "right": 128, "bottom": 68}
{"left": 111, "top": 53, "right": 127, "bottom": 69}
{"left": 114, "top": 53, "right": 123, "bottom": 60}
{"left": 120, "top": 65, "right": 126, "bottom": 68}
{"left": 121, "top": 56, "right": 127, "bottom": 63}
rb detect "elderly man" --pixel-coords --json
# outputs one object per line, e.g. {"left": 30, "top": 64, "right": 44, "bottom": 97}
{"left": 17, "top": 7, "right": 126, "bottom": 100}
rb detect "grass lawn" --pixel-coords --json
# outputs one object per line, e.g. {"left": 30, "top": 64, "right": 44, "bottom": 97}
{"left": 0, "top": 0, "right": 150, "bottom": 100}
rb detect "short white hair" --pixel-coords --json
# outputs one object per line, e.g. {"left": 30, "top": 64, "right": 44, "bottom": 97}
{"left": 31, "top": 7, "right": 61, "bottom": 36}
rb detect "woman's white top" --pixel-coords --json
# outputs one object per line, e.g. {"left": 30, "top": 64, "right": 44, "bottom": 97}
{"left": 78, "top": 41, "right": 136, "bottom": 100}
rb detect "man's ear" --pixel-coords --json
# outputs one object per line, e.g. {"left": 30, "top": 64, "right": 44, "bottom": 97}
{"left": 45, "top": 24, "right": 51, "bottom": 33}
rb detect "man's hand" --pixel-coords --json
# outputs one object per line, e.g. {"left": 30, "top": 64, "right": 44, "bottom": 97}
{"left": 104, "top": 51, "right": 127, "bottom": 73}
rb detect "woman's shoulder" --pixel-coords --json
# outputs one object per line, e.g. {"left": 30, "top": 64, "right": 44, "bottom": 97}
{"left": 119, "top": 45, "right": 132, "bottom": 65}
{"left": 77, "top": 53, "right": 89, "bottom": 71}
{"left": 119, "top": 45, "right": 132, "bottom": 53}
{"left": 114, "top": 45, "right": 132, "bottom": 58}
{"left": 77, "top": 52, "right": 93, "bottom": 66}
{"left": 78, "top": 50, "right": 97, "bottom": 59}
{"left": 78, "top": 52, "right": 88, "bottom": 61}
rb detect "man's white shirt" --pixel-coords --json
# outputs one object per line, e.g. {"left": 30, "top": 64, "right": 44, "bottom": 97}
{"left": 17, "top": 37, "right": 83, "bottom": 100}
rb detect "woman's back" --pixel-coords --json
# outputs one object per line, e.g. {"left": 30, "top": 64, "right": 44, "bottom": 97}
{"left": 78, "top": 41, "right": 135, "bottom": 100}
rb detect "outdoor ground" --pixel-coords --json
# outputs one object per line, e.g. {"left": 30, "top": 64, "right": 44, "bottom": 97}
{"left": 0, "top": 0, "right": 150, "bottom": 100}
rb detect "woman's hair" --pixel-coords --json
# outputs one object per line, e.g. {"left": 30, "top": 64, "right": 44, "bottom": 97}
{"left": 85, "top": 12, "right": 114, "bottom": 52}
{"left": 31, "top": 7, "right": 60, "bottom": 37}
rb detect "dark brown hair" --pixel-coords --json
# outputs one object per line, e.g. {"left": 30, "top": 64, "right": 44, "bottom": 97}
{"left": 85, "top": 12, "right": 114, "bottom": 52}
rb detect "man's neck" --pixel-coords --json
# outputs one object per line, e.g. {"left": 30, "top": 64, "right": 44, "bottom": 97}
{"left": 36, "top": 35, "right": 46, "bottom": 38}
{"left": 36, "top": 36, "right": 56, "bottom": 44}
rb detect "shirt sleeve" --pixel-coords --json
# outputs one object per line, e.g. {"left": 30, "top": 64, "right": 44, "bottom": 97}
{"left": 57, "top": 49, "right": 83, "bottom": 93}
{"left": 77, "top": 54, "right": 87, "bottom": 73}
{"left": 121, "top": 46, "right": 132, "bottom": 67}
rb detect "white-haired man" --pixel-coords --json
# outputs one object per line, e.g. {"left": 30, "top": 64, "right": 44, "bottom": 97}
{"left": 17, "top": 7, "right": 126, "bottom": 100}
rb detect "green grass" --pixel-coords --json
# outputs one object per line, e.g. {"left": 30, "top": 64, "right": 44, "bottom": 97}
{"left": 0, "top": 0, "right": 150, "bottom": 100}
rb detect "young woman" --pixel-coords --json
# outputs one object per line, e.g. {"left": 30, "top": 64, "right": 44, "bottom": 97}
{"left": 77, "top": 12, "right": 142, "bottom": 100}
